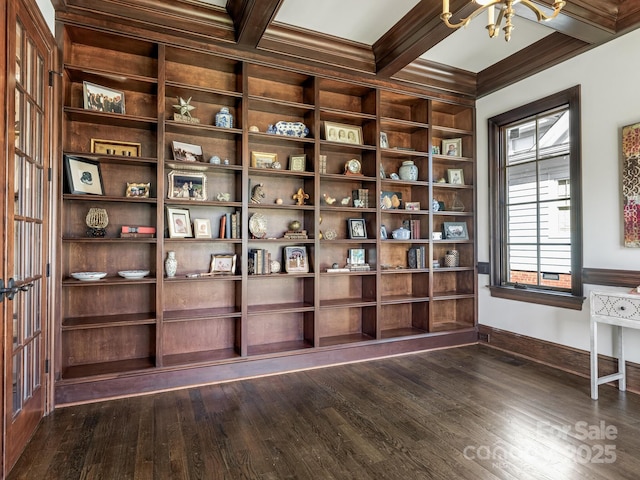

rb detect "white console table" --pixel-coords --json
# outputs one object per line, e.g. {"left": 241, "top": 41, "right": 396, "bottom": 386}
{"left": 590, "top": 290, "right": 640, "bottom": 400}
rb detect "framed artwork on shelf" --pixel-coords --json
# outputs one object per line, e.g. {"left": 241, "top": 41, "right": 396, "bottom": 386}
{"left": 324, "top": 121, "right": 363, "bottom": 145}
{"left": 380, "top": 225, "right": 388, "bottom": 240}
{"left": 442, "top": 138, "right": 462, "bottom": 157}
{"left": 405, "top": 201, "right": 420, "bottom": 211}
{"left": 193, "top": 218, "right": 212, "bottom": 238}
{"left": 347, "top": 218, "right": 367, "bottom": 239}
{"left": 349, "top": 248, "right": 365, "bottom": 265}
{"left": 167, "top": 207, "right": 192, "bottom": 238}
{"left": 284, "top": 246, "right": 309, "bottom": 273}
{"left": 288, "top": 154, "right": 306, "bottom": 172}
{"left": 380, "top": 191, "right": 402, "bottom": 209}
{"left": 380, "top": 132, "right": 389, "bottom": 148}
{"left": 172, "top": 141, "right": 204, "bottom": 162}
{"left": 442, "top": 221, "right": 469, "bottom": 240}
{"left": 167, "top": 171, "right": 207, "bottom": 200}
{"left": 63, "top": 155, "right": 104, "bottom": 195}
{"left": 251, "top": 151, "right": 278, "bottom": 168}
{"left": 210, "top": 254, "right": 237, "bottom": 274}
{"left": 125, "top": 182, "right": 150, "bottom": 198}
{"left": 447, "top": 168, "right": 465, "bottom": 185}
{"left": 91, "top": 138, "right": 140, "bottom": 156}
{"left": 82, "top": 81, "right": 125, "bottom": 114}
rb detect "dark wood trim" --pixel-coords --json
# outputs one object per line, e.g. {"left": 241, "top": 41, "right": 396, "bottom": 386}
{"left": 391, "top": 59, "right": 476, "bottom": 99}
{"left": 583, "top": 268, "right": 640, "bottom": 288}
{"left": 479, "top": 325, "right": 640, "bottom": 396}
{"left": 226, "top": 0, "right": 283, "bottom": 47}
{"left": 55, "top": 331, "right": 478, "bottom": 405}
{"left": 488, "top": 286, "right": 585, "bottom": 310}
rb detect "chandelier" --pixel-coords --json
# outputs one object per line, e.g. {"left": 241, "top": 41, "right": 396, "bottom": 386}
{"left": 441, "top": 0, "right": 566, "bottom": 42}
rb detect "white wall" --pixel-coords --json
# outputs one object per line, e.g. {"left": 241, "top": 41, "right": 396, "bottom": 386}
{"left": 36, "top": 0, "right": 55, "bottom": 35}
{"left": 477, "top": 28, "right": 640, "bottom": 361}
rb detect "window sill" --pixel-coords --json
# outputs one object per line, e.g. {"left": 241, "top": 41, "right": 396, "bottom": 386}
{"left": 488, "top": 285, "right": 585, "bottom": 310}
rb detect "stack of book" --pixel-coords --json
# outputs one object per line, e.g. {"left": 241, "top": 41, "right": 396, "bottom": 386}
{"left": 349, "top": 263, "right": 371, "bottom": 272}
{"left": 352, "top": 188, "right": 369, "bottom": 208}
{"left": 248, "top": 248, "right": 271, "bottom": 275}
{"left": 319, "top": 155, "right": 327, "bottom": 174}
{"left": 408, "top": 246, "right": 426, "bottom": 269}
{"left": 283, "top": 230, "right": 308, "bottom": 239}
{"left": 120, "top": 225, "right": 156, "bottom": 238}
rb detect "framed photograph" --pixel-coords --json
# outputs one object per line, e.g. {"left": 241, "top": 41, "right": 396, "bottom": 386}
{"left": 63, "top": 155, "right": 104, "bottom": 195}
{"left": 442, "top": 221, "right": 469, "bottom": 240}
{"left": 380, "top": 191, "right": 402, "bottom": 209}
{"left": 168, "top": 171, "right": 207, "bottom": 200}
{"left": 83, "top": 81, "right": 125, "bottom": 113}
{"left": 447, "top": 168, "right": 465, "bottom": 185}
{"left": 405, "top": 201, "right": 420, "bottom": 211}
{"left": 442, "top": 137, "right": 462, "bottom": 157}
{"left": 166, "top": 207, "right": 192, "bottom": 238}
{"left": 126, "top": 182, "right": 150, "bottom": 198}
{"left": 251, "top": 151, "right": 278, "bottom": 168}
{"left": 380, "top": 132, "right": 389, "bottom": 148}
{"left": 347, "top": 218, "right": 367, "bottom": 239}
{"left": 380, "top": 225, "right": 388, "bottom": 240}
{"left": 324, "top": 121, "right": 363, "bottom": 145}
{"left": 91, "top": 138, "right": 140, "bottom": 157}
{"left": 172, "top": 141, "right": 204, "bottom": 162}
{"left": 210, "top": 254, "right": 236, "bottom": 274}
{"left": 193, "top": 218, "right": 212, "bottom": 239}
{"left": 349, "top": 248, "right": 365, "bottom": 265}
{"left": 288, "top": 154, "right": 306, "bottom": 172}
{"left": 284, "top": 246, "right": 309, "bottom": 273}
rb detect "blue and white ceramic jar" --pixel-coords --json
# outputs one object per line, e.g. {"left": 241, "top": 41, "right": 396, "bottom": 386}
{"left": 215, "top": 107, "right": 233, "bottom": 128}
{"left": 399, "top": 160, "right": 418, "bottom": 181}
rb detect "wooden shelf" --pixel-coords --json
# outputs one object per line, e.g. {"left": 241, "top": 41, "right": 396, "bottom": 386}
{"left": 248, "top": 340, "right": 313, "bottom": 356}
{"left": 62, "top": 312, "right": 157, "bottom": 330}
{"left": 247, "top": 302, "right": 314, "bottom": 314}
{"left": 163, "top": 306, "right": 242, "bottom": 322}
{"left": 61, "top": 358, "right": 156, "bottom": 380}
{"left": 318, "top": 333, "right": 374, "bottom": 348}
{"left": 162, "top": 348, "right": 240, "bottom": 367}
{"left": 380, "top": 327, "right": 428, "bottom": 339}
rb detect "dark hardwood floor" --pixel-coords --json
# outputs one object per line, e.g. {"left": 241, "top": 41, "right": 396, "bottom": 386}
{"left": 8, "top": 345, "right": 640, "bottom": 479}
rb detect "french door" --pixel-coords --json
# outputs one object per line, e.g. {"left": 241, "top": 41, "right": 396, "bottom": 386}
{"left": 2, "top": 0, "right": 53, "bottom": 474}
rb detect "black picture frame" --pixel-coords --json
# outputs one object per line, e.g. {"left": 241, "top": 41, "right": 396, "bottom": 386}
{"left": 347, "top": 218, "right": 367, "bottom": 239}
{"left": 442, "top": 222, "right": 469, "bottom": 240}
{"left": 63, "top": 155, "right": 104, "bottom": 195}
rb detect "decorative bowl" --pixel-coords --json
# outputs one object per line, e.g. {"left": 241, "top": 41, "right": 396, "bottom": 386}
{"left": 118, "top": 270, "right": 150, "bottom": 279}
{"left": 267, "top": 121, "right": 309, "bottom": 138}
{"left": 70, "top": 271, "right": 107, "bottom": 281}
{"left": 391, "top": 227, "right": 411, "bottom": 240}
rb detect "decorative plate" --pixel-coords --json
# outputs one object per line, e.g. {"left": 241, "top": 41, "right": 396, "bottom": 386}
{"left": 70, "top": 271, "right": 107, "bottom": 281}
{"left": 118, "top": 270, "right": 150, "bottom": 279}
{"left": 249, "top": 213, "right": 267, "bottom": 238}
{"left": 268, "top": 121, "right": 309, "bottom": 138}
{"left": 270, "top": 260, "right": 281, "bottom": 273}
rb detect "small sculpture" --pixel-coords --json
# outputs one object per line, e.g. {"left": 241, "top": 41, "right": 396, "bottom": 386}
{"left": 323, "top": 193, "right": 336, "bottom": 205}
{"left": 340, "top": 196, "right": 351, "bottom": 206}
{"left": 216, "top": 192, "right": 231, "bottom": 202}
{"left": 251, "top": 183, "right": 265, "bottom": 204}
{"left": 85, "top": 207, "right": 109, "bottom": 237}
{"left": 172, "top": 97, "right": 199, "bottom": 123}
{"left": 293, "top": 188, "right": 309, "bottom": 206}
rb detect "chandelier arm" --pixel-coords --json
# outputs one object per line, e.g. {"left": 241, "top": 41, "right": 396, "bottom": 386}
{"left": 440, "top": 0, "right": 504, "bottom": 30}
{"left": 519, "top": 0, "right": 566, "bottom": 22}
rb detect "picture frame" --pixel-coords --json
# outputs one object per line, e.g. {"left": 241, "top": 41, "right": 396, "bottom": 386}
{"left": 167, "top": 171, "right": 207, "bottom": 200}
{"left": 380, "top": 132, "right": 389, "bottom": 148}
{"left": 210, "top": 253, "right": 237, "bottom": 274}
{"left": 193, "top": 218, "right": 212, "bottom": 239}
{"left": 447, "top": 168, "right": 465, "bottom": 185}
{"left": 324, "top": 121, "right": 363, "bottom": 145}
{"left": 347, "top": 218, "right": 367, "bottom": 239}
{"left": 288, "top": 154, "right": 306, "bottom": 172}
{"left": 349, "top": 248, "right": 365, "bottom": 265}
{"left": 380, "top": 191, "right": 402, "bottom": 209}
{"left": 83, "top": 81, "right": 125, "bottom": 114}
{"left": 172, "top": 141, "right": 204, "bottom": 162}
{"left": 126, "top": 182, "right": 150, "bottom": 198}
{"left": 405, "top": 201, "right": 421, "bottom": 211}
{"left": 63, "top": 155, "right": 104, "bottom": 195}
{"left": 91, "top": 138, "right": 140, "bottom": 157}
{"left": 442, "top": 221, "right": 469, "bottom": 240}
{"left": 442, "top": 137, "right": 462, "bottom": 157}
{"left": 284, "top": 246, "right": 309, "bottom": 273}
{"left": 251, "top": 151, "right": 278, "bottom": 169}
{"left": 166, "top": 207, "right": 192, "bottom": 238}
{"left": 380, "top": 225, "right": 388, "bottom": 240}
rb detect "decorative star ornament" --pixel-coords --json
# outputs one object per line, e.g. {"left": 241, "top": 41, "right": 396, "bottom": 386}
{"left": 173, "top": 96, "right": 195, "bottom": 118}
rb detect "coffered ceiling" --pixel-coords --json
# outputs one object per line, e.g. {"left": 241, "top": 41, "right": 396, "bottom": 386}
{"left": 53, "top": 0, "right": 640, "bottom": 98}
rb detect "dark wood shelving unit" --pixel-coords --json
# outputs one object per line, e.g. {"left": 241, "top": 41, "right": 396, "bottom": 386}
{"left": 55, "top": 22, "right": 478, "bottom": 405}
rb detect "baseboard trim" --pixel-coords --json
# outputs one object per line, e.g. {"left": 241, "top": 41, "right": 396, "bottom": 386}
{"left": 478, "top": 325, "right": 640, "bottom": 396}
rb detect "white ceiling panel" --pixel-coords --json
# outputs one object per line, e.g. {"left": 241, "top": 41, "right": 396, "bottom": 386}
{"left": 275, "top": 0, "right": 421, "bottom": 45}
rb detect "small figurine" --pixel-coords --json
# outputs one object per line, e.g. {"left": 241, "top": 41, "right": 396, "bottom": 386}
{"left": 340, "top": 196, "right": 351, "bottom": 206}
{"left": 216, "top": 192, "right": 231, "bottom": 202}
{"left": 323, "top": 193, "right": 336, "bottom": 205}
{"left": 173, "top": 96, "right": 195, "bottom": 118}
{"left": 251, "top": 183, "right": 265, "bottom": 204}
{"left": 293, "top": 188, "right": 309, "bottom": 206}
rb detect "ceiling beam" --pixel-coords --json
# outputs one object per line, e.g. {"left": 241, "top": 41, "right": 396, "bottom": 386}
{"left": 373, "top": 0, "right": 480, "bottom": 78}
{"left": 226, "top": 0, "right": 284, "bottom": 47}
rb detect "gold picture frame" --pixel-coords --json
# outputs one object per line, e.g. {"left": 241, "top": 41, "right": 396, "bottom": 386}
{"left": 442, "top": 137, "right": 462, "bottom": 157}
{"left": 289, "top": 154, "right": 306, "bottom": 172}
{"left": 166, "top": 207, "right": 192, "bottom": 238}
{"left": 251, "top": 151, "right": 278, "bottom": 168}
{"left": 91, "top": 138, "right": 141, "bottom": 157}
{"left": 193, "top": 218, "right": 212, "bottom": 239}
{"left": 324, "top": 121, "right": 363, "bottom": 145}
{"left": 126, "top": 182, "right": 150, "bottom": 198}
{"left": 209, "top": 254, "right": 237, "bottom": 274}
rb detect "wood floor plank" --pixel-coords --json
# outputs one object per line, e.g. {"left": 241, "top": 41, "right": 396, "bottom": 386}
{"left": 8, "top": 345, "right": 640, "bottom": 479}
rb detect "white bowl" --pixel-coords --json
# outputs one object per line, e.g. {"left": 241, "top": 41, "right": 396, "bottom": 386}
{"left": 118, "top": 270, "right": 150, "bottom": 279}
{"left": 70, "top": 271, "right": 107, "bottom": 281}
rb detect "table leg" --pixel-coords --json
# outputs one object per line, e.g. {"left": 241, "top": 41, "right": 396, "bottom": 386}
{"left": 591, "top": 317, "right": 598, "bottom": 400}
{"left": 618, "top": 325, "right": 626, "bottom": 392}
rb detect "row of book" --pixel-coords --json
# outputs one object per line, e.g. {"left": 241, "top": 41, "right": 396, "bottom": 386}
{"left": 407, "top": 245, "right": 426, "bottom": 269}
{"left": 248, "top": 248, "right": 272, "bottom": 275}
{"left": 219, "top": 210, "right": 241, "bottom": 239}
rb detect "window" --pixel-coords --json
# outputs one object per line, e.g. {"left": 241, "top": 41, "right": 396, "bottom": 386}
{"left": 488, "top": 86, "right": 584, "bottom": 309}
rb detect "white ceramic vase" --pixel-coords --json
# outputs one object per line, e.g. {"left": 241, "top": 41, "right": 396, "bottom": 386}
{"left": 398, "top": 161, "right": 418, "bottom": 181}
{"left": 165, "top": 251, "right": 178, "bottom": 277}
